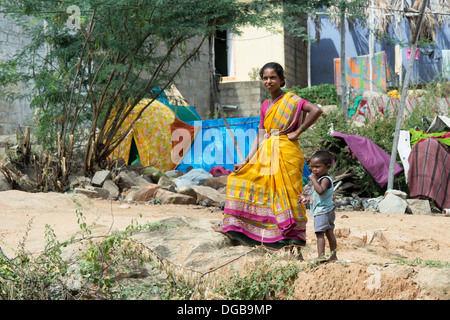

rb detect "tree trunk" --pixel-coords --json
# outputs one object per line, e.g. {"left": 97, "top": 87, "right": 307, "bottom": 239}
{"left": 387, "top": 0, "right": 428, "bottom": 190}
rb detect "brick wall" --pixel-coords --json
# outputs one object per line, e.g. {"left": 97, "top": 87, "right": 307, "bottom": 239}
{"left": 216, "top": 81, "right": 266, "bottom": 118}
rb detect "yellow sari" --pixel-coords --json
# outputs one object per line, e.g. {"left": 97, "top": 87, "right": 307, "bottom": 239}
{"left": 222, "top": 92, "right": 307, "bottom": 248}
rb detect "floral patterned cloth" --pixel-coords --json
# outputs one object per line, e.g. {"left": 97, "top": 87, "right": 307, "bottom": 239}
{"left": 109, "top": 98, "right": 175, "bottom": 171}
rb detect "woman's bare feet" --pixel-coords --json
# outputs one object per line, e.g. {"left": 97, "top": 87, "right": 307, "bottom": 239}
{"left": 211, "top": 223, "right": 237, "bottom": 241}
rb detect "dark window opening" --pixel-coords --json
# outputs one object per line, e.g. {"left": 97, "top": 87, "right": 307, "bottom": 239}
{"left": 214, "top": 30, "right": 228, "bottom": 77}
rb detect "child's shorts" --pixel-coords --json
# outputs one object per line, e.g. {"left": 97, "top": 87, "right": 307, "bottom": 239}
{"left": 313, "top": 209, "right": 335, "bottom": 233}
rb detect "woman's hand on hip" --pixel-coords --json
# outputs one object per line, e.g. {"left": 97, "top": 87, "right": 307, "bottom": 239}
{"left": 233, "top": 163, "right": 246, "bottom": 173}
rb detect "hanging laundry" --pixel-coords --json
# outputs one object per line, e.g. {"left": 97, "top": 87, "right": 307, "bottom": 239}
{"left": 395, "top": 45, "right": 402, "bottom": 74}
{"left": 406, "top": 47, "right": 419, "bottom": 60}
{"left": 334, "top": 51, "right": 388, "bottom": 95}
{"left": 442, "top": 50, "right": 450, "bottom": 80}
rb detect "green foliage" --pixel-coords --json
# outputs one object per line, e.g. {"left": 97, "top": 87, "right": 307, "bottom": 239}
{"left": 0, "top": 195, "right": 188, "bottom": 300}
{"left": 0, "top": 0, "right": 290, "bottom": 175}
{"left": 287, "top": 84, "right": 340, "bottom": 106}
{"left": 298, "top": 79, "right": 446, "bottom": 197}
{"left": 394, "top": 257, "right": 450, "bottom": 269}
{"left": 215, "top": 257, "right": 305, "bottom": 300}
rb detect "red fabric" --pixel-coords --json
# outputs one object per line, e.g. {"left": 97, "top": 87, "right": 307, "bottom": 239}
{"left": 408, "top": 138, "right": 450, "bottom": 210}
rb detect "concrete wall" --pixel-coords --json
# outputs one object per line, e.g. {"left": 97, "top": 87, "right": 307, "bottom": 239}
{"left": 0, "top": 14, "right": 34, "bottom": 135}
{"left": 229, "top": 26, "right": 285, "bottom": 82}
{"left": 0, "top": 13, "right": 212, "bottom": 133}
{"left": 217, "top": 81, "right": 266, "bottom": 118}
{"left": 170, "top": 37, "right": 212, "bottom": 120}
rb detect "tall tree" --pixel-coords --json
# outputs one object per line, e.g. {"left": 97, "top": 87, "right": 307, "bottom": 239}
{"left": 0, "top": 0, "right": 276, "bottom": 182}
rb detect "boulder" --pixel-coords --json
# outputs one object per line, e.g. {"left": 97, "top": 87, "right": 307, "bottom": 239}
{"left": 0, "top": 173, "right": 12, "bottom": 191}
{"left": 204, "top": 175, "right": 228, "bottom": 190}
{"left": 113, "top": 171, "right": 137, "bottom": 190}
{"left": 176, "top": 185, "right": 198, "bottom": 200}
{"left": 89, "top": 186, "right": 110, "bottom": 199}
{"left": 130, "top": 215, "right": 253, "bottom": 270}
{"left": 406, "top": 199, "right": 432, "bottom": 215}
{"left": 378, "top": 190, "right": 407, "bottom": 214}
{"left": 164, "top": 170, "right": 184, "bottom": 178}
{"left": 189, "top": 185, "right": 226, "bottom": 206}
{"left": 73, "top": 187, "right": 99, "bottom": 199}
{"left": 173, "top": 168, "right": 212, "bottom": 187}
{"left": 102, "top": 180, "right": 120, "bottom": 200}
{"left": 157, "top": 175, "right": 177, "bottom": 192}
{"left": 154, "top": 188, "right": 197, "bottom": 205}
{"left": 125, "top": 184, "right": 160, "bottom": 202}
{"left": 91, "top": 170, "right": 111, "bottom": 187}
{"left": 142, "top": 166, "right": 167, "bottom": 183}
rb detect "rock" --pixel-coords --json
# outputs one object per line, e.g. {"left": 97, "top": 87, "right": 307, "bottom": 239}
{"left": 125, "top": 184, "right": 160, "bottom": 202}
{"left": 102, "top": 180, "right": 120, "bottom": 200}
{"left": 130, "top": 215, "right": 253, "bottom": 270}
{"left": 68, "top": 176, "right": 90, "bottom": 188}
{"left": 0, "top": 173, "right": 12, "bottom": 191}
{"left": 157, "top": 176, "right": 177, "bottom": 192}
{"left": 133, "top": 175, "right": 153, "bottom": 187}
{"left": 362, "top": 197, "right": 383, "bottom": 212}
{"left": 91, "top": 170, "right": 111, "bottom": 187}
{"left": 91, "top": 187, "right": 110, "bottom": 200}
{"left": 204, "top": 175, "right": 228, "bottom": 190}
{"left": 385, "top": 189, "right": 407, "bottom": 200}
{"left": 142, "top": 166, "right": 167, "bottom": 183}
{"left": 165, "top": 170, "right": 184, "bottom": 178}
{"left": 189, "top": 185, "right": 226, "bottom": 206}
{"left": 415, "top": 268, "right": 450, "bottom": 300}
{"left": 19, "top": 173, "right": 36, "bottom": 192}
{"left": 406, "top": 199, "right": 432, "bottom": 215}
{"left": 378, "top": 190, "right": 407, "bottom": 214}
{"left": 176, "top": 185, "right": 198, "bottom": 199}
{"left": 113, "top": 171, "right": 137, "bottom": 190}
{"left": 73, "top": 187, "right": 99, "bottom": 199}
{"left": 173, "top": 169, "right": 212, "bottom": 188}
{"left": 154, "top": 188, "right": 197, "bottom": 205}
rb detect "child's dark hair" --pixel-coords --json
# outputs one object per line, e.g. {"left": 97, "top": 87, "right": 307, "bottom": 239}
{"left": 259, "top": 62, "right": 285, "bottom": 87}
{"left": 311, "top": 150, "right": 333, "bottom": 166}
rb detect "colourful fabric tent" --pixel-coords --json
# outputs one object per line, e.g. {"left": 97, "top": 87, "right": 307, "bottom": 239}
{"left": 108, "top": 98, "right": 176, "bottom": 171}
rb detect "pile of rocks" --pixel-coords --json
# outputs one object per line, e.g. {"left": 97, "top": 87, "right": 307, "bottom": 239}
{"left": 333, "top": 189, "right": 438, "bottom": 215}
{"left": 71, "top": 166, "right": 228, "bottom": 208}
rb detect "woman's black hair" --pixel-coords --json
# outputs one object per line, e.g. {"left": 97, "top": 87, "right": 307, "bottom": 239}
{"left": 259, "top": 62, "right": 285, "bottom": 87}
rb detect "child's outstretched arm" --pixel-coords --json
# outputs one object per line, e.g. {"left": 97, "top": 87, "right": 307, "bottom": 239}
{"left": 298, "top": 194, "right": 309, "bottom": 204}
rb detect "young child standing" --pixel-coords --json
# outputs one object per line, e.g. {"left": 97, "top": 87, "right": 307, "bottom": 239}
{"left": 299, "top": 150, "right": 338, "bottom": 262}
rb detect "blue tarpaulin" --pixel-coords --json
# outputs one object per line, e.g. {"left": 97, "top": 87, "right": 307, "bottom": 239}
{"left": 176, "top": 117, "right": 259, "bottom": 172}
{"left": 175, "top": 116, "right": 310, "bottom": 184}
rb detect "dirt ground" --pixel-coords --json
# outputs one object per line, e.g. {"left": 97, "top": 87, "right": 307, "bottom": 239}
{"left": 0, "top": 190, "right": 449, "bottom": 300}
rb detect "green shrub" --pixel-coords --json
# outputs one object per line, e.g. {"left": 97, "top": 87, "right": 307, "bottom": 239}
{"left": 288, "top": 84, "right": 340, "bottom": 106}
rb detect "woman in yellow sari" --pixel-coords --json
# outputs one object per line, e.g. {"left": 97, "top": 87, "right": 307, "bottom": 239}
{"left": 214, "top": 62, "right": 323, "bottom": 258}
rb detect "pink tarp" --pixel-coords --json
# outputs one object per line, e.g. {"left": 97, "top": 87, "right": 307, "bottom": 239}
{"left": 333, "top": 132, "right": 403, "bottom": 187}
